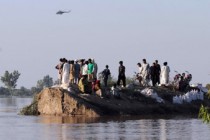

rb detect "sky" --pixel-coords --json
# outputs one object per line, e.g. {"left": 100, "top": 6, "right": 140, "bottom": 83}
{"left": 0, "top": 0, "right": 210, "bottom": 88}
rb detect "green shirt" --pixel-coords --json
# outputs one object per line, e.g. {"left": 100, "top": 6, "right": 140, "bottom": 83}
{"left": 88, "top": 63, "right": 94, "bottom": 74}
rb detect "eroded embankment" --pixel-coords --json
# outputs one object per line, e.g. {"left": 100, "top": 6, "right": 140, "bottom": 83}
{"left": 20, "top": 86, "right": 210, "bottom": 117}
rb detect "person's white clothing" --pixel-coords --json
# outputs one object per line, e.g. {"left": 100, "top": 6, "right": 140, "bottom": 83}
{"left": 61, "top": 62, "right": 70, "bottom": 88}
{"left": 141, "top": 63, "right": 150, "bottom": 86}
{"left": 138, "top": 66, "right": 143, "bottom": 76}
{"left": 160, "top": 65, "right": 170, "bottom": 85}
{"left": 82, "top": 64, "right": 88, "bottom": 75}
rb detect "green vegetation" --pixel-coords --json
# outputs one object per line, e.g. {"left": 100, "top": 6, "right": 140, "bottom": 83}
{"left": 19, "top": 96, "right": 39, "bottom": 115}
{"left": 198, "top": 84, "right": 210, "bottom": 123}
{"left": 30, "top": 75, "right": 53, "bottom": 95}
{"left": 206, "top": 84, "right": 210, "bottom": 96}
{"left": 1, "top": 70, "right": 21, "bottom": 89}
{"left": 199, "top": 105, "right": 210, "bottom": 123}
{"left": 0, "top": 70, "right": 54, "bottom": 97}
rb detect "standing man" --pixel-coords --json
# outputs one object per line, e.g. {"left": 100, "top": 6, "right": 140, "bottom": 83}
{"left": 150, "top": 63, "right": 157, "bottom": 86}
{"left": 137, "top": 63, "right": 143, "bottom": 86}
{"left": 142, "top": 59, "right": 150, "bottom": 86}
{"left": 160, "top": 62, "right": 170, "bottom": 86}
{"left": 117, "top": 61, "right": 126, "bottom": 87}
{"left": 92, "top": 59, "right": 98, "bottom": 79}
{"left": 69, "top": 60, "right": 75, "bottom": 84}
{"left": 155, "top": 60, "right": 161, "bottom": 85}
{"left": 82, "top": 60, "right": 88, "bottom": 77}
{"left": 88, "top": 59, "right": 94, "bottom": 82}
{"left": 55, "top": 58, "right": 64, "bottom": 85}
{"left": 102, "top": 65, "right": 111, "bottom": 87}
{"left": 61, "top": 58, "right": 70, "bottom": 89}
{"left": 74, "top": 60, "right": 80, "bottom": 84}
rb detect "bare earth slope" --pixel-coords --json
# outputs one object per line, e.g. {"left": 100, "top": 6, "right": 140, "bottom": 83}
{"left": 20, "top": 85, "right": 210, "bottom": 117}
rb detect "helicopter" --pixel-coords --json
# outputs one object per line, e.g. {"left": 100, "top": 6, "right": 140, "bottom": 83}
{"left": 56, "top": 10, "right": 71, "bottom": 15}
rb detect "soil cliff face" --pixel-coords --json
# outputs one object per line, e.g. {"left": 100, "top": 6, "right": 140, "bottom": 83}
{"left": 36, "top": 88, "right": 100, "bottom": 117}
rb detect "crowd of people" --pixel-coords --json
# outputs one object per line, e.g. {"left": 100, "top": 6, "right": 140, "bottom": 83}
{"left": 55, "top": 58, "right": 102, "bottom": 96}
{"left": 136, "top": 59, "right": 170, "bottom": 87}
{"left": 173, "top": 72, "right": 192, "bottom": 92}
{"left": 55, "top": 58, "right": 192, "bottom": 97}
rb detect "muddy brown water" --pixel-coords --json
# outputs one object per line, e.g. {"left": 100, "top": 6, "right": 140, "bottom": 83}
{"left": 0, "top": 97, "right": 209, "bottom": 140}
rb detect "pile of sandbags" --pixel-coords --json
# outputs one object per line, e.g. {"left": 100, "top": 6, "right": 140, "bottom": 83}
{"left": 173, "top": 83, "right": 208, "bottom": 104}
{"left": 140, "top": 88, "right": 164, "bottom": 103}
{"left": 173, "top": 89, "right": 204, "bottom": 104}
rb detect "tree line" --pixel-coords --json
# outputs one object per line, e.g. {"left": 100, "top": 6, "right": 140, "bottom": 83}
{"left": 0, "top": 70, "right": 54, "bottom": 96}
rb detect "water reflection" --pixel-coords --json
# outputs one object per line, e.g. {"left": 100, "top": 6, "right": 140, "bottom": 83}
{"left": 34, "top": 115, "right": 210, "bottom": 140}
{"left": 0, "top": 97, "right": 17, "bottom": 109}
{"left": 0, "top": 97, "right": 32, "bottom": 108}
{"left": 37, "top": 116, "right": 103, "bottom": 124}
{"left": 0, "top": 97, "right": 32, "bottom": 115}
{"left": 160, "top": 119, "right": 166, "bottom": 140}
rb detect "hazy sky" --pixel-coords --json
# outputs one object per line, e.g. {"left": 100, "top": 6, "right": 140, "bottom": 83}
{"left": 1, "top": 0, "right": 210, "bottom": 88}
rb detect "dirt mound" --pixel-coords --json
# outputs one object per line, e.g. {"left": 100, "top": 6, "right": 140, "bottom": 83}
{"left": 20, "top": 85, "right": 210, "bottom": 117}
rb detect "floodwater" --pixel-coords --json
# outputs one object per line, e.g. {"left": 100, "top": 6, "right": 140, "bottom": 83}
{"left": 0, "top": 98, "right": 210, "bottom": 140}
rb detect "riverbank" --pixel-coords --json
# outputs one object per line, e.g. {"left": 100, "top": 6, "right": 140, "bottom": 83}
{"left": 20, "top": 85, "right": 210, "bottom": 117}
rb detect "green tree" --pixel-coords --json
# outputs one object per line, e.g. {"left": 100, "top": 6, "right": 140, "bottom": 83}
{"left": 1, "top": 70, "right": 21, "bottom": 89}
{"left": 54, "top": 79, "right": 60, "bottom": 85}
{"left": 30, "top": 86, "right": 40, "bottom": 95}
{"left": 36, "top": 75, "right": 53, "bottom": 89}
{"left": 30, "top": 75, "right": 54, "bottom": 95}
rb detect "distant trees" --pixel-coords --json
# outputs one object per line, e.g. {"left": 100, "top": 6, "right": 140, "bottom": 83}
{"left": 0, "top": 71, "right": 54, "bottom": 96}
{"left": 13, "top": 86, "right": 31, "bottom": 96}
{"left": 0, "top": 87, "right": 10, "bottom": 95}
{"left": 30, "top": 75, "right": 54, "bottom": 95}
{"left": 37, "top": 75, "right": 53, "bottom": 89}
{"left": 0, "top": 70, "right": 21, "bottom": 90}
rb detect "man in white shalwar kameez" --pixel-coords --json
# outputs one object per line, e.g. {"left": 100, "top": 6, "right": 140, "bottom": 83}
{"left": 61, "top": 59, "right": 70, "bottom": 89}
{"left": 141, "top": 59, "right": 150, "bottom": 86}
{"left": 82, "top": 61, "right": 88, "bottom": 76}
{"left": 137, "top": 63, "right": 143, "bottom": 86}
{"left": 160, "top": 62, "right": 170, "bottom": 86}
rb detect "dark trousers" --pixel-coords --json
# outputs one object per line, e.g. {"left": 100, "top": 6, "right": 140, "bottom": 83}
{"left": 155, "top": 74, "right": 160, "bottom": 85}
{"left": 151, "top": 75, "right": 157, "bottom": 86}
{"left": 103, "top": 77, "right": 108, "bottom": 87}
{"left": 117, "top": 75, "right": 126, "bottom": 87}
